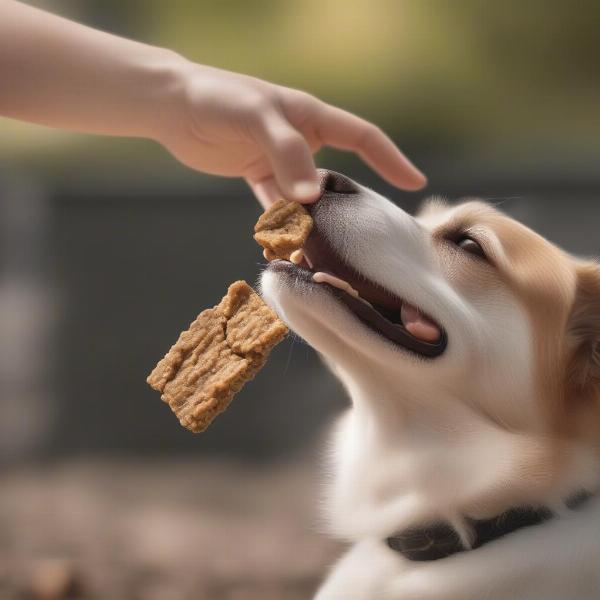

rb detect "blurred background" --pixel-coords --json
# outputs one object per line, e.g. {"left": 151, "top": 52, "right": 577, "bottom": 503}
{"left": 1, "top": 1, "right": 599, "bottom": 598}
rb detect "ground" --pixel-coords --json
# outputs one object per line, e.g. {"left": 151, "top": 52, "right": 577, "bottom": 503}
{"left": 0, "top": 458, "right": 341, "bottom": 599}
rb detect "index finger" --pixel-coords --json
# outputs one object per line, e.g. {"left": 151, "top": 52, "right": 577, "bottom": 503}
{"left": 314, "top": 103, "right": 427, "bottom": 191}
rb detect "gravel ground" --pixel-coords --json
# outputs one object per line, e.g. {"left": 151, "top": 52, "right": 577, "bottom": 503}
{"left": 0, "top": 459, "right": 342, "bottom": 599}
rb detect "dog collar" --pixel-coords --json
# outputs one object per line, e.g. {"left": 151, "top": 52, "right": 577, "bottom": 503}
{"left": 385, "top": 491, "right": 592, "bottom": 561}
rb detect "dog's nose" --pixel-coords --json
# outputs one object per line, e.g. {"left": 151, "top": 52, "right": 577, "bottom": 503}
{"left": 317, "top": 169, "right": 361, "bottom": 196}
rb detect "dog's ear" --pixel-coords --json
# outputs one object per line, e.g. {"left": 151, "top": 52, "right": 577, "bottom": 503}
{"left": 566, "top": 263, "right": 600, "bottom": 400}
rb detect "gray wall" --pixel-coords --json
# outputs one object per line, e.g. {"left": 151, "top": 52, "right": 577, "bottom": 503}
{"left": 1, "top": 165, "right": 599, "bottom": 460}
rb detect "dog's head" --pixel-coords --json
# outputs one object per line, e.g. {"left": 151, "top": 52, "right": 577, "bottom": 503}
{"left": 260, "top": 170, "right": 600, "bottom": 525}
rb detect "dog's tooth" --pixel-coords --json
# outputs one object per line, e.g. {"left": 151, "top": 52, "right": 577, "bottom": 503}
{"left": 290, "top": 249, "right": 304, "bottom": 265}
{"left": 313, "top": 272, "right": 360, "bottom": 298}
{"left": 263, "top": 248, "right": 277, "bottom": 262}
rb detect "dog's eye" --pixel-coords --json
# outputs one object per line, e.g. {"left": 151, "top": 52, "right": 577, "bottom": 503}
{"left": 456, "top": 236, "right": 486, "bottom": 259}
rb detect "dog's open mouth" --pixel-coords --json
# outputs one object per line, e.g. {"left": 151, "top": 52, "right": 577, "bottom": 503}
{"left": 266, "top": 216, "right": 448, "bottom": 358}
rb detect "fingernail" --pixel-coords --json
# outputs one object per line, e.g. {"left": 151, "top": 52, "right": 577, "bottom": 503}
{"left": 292, "top": 181, "right": 320, "bottom": 202}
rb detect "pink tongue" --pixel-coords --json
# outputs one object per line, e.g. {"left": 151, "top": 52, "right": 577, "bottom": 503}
{"left": 400, "top": 303, "right": 441, "bottom": 343}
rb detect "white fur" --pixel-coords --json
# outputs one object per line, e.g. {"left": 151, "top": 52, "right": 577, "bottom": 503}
{"left": 260, "top": 187, "right": 600, "bottom": 599}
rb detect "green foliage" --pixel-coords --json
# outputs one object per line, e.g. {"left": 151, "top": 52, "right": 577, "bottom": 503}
{"left": 3, "top": 0, "right": 599, "bottom": 167}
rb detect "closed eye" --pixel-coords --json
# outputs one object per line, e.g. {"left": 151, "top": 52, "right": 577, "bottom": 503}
{"left": 454, "top": 235, "right": 487, "bottom": 260}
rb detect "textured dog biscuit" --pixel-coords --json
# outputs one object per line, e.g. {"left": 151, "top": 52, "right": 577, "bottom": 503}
{"left": 254, "top": 200, "right": 313, "bottom": 259}
{"left": 147, "top": 281, "right": 288, "bottom": 433}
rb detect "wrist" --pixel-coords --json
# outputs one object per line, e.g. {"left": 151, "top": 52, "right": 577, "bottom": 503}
{"left": 134, "top": 47, "right": 190, "bottom": 143}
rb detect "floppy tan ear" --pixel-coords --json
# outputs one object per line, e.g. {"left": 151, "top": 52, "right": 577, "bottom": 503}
{"left": 566, "top": 262, "right": 600, "bottom": 401}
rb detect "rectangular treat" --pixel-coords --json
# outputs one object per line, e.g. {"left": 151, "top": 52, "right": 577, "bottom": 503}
{"left": 147, "top": 281, "right": 287, "bottom": 433}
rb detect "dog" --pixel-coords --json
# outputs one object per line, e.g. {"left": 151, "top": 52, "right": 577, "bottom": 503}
{"left": 260, "top": 170, "right": 600, "bottom": 599}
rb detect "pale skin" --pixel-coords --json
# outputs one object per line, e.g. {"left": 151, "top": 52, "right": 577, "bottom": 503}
{"left": 0, "top": 0, "right": 427, "bottom": 208}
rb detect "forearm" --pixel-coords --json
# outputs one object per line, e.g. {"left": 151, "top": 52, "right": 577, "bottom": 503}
{"left": 0, "top": 0, "right": 185, "bottom": 139}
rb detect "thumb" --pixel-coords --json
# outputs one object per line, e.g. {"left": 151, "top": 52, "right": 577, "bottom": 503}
{"left": 254, "top": 111, "right": 320, "bottom": 203}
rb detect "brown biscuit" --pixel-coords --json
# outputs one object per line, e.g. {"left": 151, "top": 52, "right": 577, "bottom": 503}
{"left": 147, "top": 281, "right": 288, "bottom": 433}
{"left": 254, "top": 200, "right": 313, "bottom": 260}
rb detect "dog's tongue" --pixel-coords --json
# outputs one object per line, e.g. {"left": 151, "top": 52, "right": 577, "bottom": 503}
{"left": 400, "top": 303, "right": 441, "bottom": 342}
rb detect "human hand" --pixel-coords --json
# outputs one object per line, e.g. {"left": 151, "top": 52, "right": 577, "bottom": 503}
{"left": 0, "top": 3, "right": 425, "bottom": 208}
{"left": 156, "top": 64, "right": 427, "bottom": 208}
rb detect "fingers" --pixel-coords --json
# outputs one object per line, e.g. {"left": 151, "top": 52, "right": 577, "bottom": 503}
{"left": 248, "top": 176, "right": 284, "bottom": 210}
{"left": 253, "top": 111, "right": 320, "bottom": 203}
{"left": 249, "top": 93, "right": 427, "bottom": 209}
{"left": 314, "top": 103, "right": 427, "bottom": 191}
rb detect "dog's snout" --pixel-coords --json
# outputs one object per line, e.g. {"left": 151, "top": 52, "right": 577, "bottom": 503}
{"left": 318, "top": 169, "right": 361, "bottom": 196}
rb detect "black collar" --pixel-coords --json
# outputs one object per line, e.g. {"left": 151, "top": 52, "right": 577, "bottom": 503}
{"left": 386, "top": 491, "right": 592, "bottom": 562}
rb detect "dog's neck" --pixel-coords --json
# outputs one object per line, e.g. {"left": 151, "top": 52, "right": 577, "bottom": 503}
{"left": 323, "top": 368, "right": 599, "bottom": 543}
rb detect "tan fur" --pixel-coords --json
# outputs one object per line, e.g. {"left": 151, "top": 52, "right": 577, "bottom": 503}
{"left": 427, "top": 201, "right": 600, "bottom": 507}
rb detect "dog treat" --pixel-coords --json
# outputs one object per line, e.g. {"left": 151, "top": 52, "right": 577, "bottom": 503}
{"left": 147, "top": 281, "right": 288, "bottom": 433}
{"left": 254, "top": 200, "right": 313, "bottom": 260}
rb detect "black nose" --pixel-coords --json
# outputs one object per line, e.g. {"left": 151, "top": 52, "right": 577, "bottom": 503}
{"left": 317, "top": 169, "right": 361, "bottom": 195}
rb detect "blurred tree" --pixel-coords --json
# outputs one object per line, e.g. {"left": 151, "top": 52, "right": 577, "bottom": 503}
{"left": 1, "top": 0, "right": 598, "bottom": 170}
